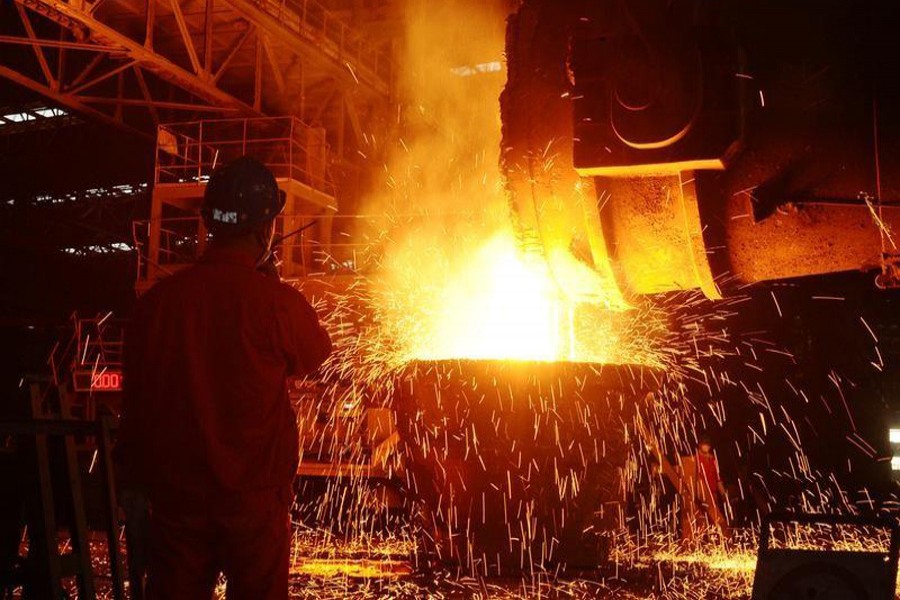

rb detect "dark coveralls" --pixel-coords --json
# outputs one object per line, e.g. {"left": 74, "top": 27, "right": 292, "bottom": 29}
{"left": 117, "top": 247, "right": 332, "bottom": 599}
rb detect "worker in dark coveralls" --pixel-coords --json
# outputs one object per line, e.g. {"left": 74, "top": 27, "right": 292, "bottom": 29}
{"left": 117, "top": 156, "right": 332, "bottom": 599}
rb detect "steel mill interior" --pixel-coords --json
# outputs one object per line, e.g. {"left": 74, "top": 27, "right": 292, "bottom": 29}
{"left": 1, "top": 0, "right": 900, "bottom": 598}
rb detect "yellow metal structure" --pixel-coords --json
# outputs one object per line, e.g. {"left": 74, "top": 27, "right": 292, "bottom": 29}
{"left": 0, "top": 0, "right": 392, "bottom": 140}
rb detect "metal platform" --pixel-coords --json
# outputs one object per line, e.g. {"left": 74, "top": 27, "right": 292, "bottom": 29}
{"left": 134, "top": 116, "right": 343, "bottom": 289}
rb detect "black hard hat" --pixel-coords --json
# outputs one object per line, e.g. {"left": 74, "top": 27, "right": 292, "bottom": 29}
{"left": 201, "top": 156, "right": 285, "bottom": 234}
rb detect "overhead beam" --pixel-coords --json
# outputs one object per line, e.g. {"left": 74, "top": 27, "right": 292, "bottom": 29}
{"left": 213, "top": 25, "right": 252, "bottom": 83}
{"left": 0, "top": 35, "right": 119, "bottom": 52}
{"left": 169, "top": 0, "right": 203, "bottom": 76}
{"left": 79, "top": 95, "right": 234, "bottom": 112}
{"left": 67, "top": 52, "right": 106, "bottom": 90}
{"left": 0, "top": 63, "right": 147, "bottom": 137}
{"left": 0, "top": 0, "right": 389, "bottom": 171}
{"left": 16, "top": 3, "right": 58, "bottom": 90}
{"left": 253, "top": 33, "right": 262, "bottom": 110}
{"left": 68, "top": 59, "right": 136, "bottom": 95}
{"left": 203, "top": 0, "right": 214, "bottom": 73}
{"left": 88, "top": 0, "right": 107, "bottom": 15}
{"left": 219, "top": 0, "right": 390, "bottom": 97}
{"left": 14, "top": 0, "right": 256, "bottom": 114}
{"left": 132, "top": 65, "right": 158, "bottom": 124}
{"left": 145, "top": 0, "right": 155, "bottom": 48}
{"left": 261, "top": 34, "right": 285, "bottom": 95}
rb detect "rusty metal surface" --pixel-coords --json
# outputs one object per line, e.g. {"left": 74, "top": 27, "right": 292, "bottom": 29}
{"left": 500, "top": 0, "right": 624, "bottom": 308}
{"left": 395, "top": 360, "right": 662, "bottom": 574}
{"left": 502, "top": 0, "right": 900, "bottom": 299}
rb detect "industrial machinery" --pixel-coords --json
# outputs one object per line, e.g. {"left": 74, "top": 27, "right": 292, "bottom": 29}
{"left": 0, "top": 315, "right": 128, "bottom": 597}
{"left": 396, "top": 361, "right": 664, "bottom": 575}
{"left": 502, "top": 0, "right": 900, "bottom": 301}
{"left": 397, "top": 0, "right": 900, "bottom": 574}
{"left": 751, "top": 513, "right": 900, "bottom": 600}
{"left": 6, "top": 0, "right": 900, "bottom": 584}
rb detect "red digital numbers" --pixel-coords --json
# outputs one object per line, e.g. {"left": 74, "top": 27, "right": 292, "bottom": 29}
{"left": 91, "top": 371, "right": 123, "bottom": 391}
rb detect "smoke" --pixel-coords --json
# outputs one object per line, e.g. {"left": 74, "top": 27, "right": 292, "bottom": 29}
{"left": 356, "top": 0, "right": 519, "bottom": 359}
{"left": 370, "top": 0, "right": 510, "bottom": 222}
{"left": 352, "top": 0, "right": 661, "bottom": 365}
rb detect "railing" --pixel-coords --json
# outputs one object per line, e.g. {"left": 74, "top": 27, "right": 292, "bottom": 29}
{"left": 255, "top": 0, "right": 392, "bottom": 91}
{"left": 155, "top": 116, "right": 335, "bottom": 198}
{"left": 133, "top": 217, "right": 204, "bottom": 279}
{"left": 45, "top": 313, "right": 125, "bottom": 398}
{"left": 74, "top": 315, "right": 124, "bottom": 373}
{"left": 132, "top": 211, "right": 484, "bottom": 286}
{"left": 133, "top": 214, "right": 378, "bottom": 283}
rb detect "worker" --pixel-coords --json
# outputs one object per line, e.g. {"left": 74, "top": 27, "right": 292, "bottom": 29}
{"left": 644, "top": 433, "right": 730, "bottom": 544}
{"left": 117, "top": 156, "right": 332, "bottom": 599}
{"left": 691, "top": 434, "right": 729, "bottom": 539}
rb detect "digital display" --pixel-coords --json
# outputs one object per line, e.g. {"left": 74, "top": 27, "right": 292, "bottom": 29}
{"left": 73, "top": 370, "right": 123, "bottom": 392}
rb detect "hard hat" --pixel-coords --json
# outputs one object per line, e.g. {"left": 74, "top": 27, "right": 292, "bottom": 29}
{"left": 200, "top": 156, "right": 286, "bottom": 234}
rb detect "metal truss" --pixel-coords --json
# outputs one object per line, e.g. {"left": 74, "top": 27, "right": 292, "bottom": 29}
{"left": 0, "top": 0, "right": 393, "bottom": 138}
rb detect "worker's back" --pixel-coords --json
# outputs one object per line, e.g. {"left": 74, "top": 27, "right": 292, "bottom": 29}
{"left": 118, "top": 247, "right": 332, "bottom": 502}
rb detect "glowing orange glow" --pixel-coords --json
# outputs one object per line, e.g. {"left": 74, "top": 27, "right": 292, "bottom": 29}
{"left": 357, "top": 0, "right": 661, "bottom": 367}
{"left": 382, "top": 232, "right": 658, "bottom": 363}
{"left": 291, "top": 559, "right": 411, "bottom": 579}
{"left": 367, "top": 227, "right": 664, "bottom": 366}
{"left": 412, "top": 234, "right": 560, "bottom": 361}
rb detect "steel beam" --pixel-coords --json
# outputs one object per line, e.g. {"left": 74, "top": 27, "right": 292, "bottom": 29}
{"left": 168, "top": 0, "right": 202, "bottom": 76}
{"left": 15, "top": 3, "right": 58, "bottom": 90}
{"left": 222, "top": 0, "right": 391, "bottom": 97}
{"left": 212, "top": 25, "right": 252, "bottom": 84}
{"left": 0, "top": 63, "right": 145, "bottom": 135}
{"left": 15, "top": 0, "right": 255, "bottom": 113}
{"left": 0, "top": 35, "right": 118, "bottom": 52}
{"left": 0, "top": 0, "right": 391, "bottom": 181}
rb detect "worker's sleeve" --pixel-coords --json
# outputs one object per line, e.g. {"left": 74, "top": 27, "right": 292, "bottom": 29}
{"left": 114, "top": 302, "right": 144, "bottom": 490}
{"left": 276, "top": 287, "right": 333, "bottom": 377}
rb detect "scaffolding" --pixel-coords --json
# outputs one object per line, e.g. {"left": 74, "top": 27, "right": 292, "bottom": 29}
{"left": 154, "top": 116, "right": 333, "bottom": 194}
{"left": 136, "top": 116, "right": 338, "bottom": 291}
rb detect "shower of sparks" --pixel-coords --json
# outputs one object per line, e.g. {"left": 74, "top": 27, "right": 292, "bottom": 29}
{"left": 43, "top": 222, "right": 897, "bottom": 597}
{"left": 36, "top": 2, "right": 897, "bottom": 598}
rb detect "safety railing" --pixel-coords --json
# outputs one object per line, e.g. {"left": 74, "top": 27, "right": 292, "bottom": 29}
{"left": 254, "top": 0, "right": 392, "bottom": 91}
{"left": 74, "top": 315, "right": 124, "bottom": 370}
{"left": 45, "top": 313, "right": 125, "bottom": 396}
{"left": 132, "top": 214, "right": 380, "bottom": 284}
{"left": 155, "top": 116, "right": 335, "bottom": 198}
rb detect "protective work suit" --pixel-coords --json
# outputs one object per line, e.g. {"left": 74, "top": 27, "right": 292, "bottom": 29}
{"left": 117, "top": 157, "right": 332, "bottom": 599}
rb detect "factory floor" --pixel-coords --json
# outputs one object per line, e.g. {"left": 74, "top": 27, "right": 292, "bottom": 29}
{"left": 26, "top": 529, "right": 755, "bottom": 599}
{"left": 285, "top": 564, "right": 752, "bottom": 599}
{"left": 284, "top": 544, "right": 755, "bottom": 599}
{"left": 6, "top": 529, "right": 755, "bottom": 599}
